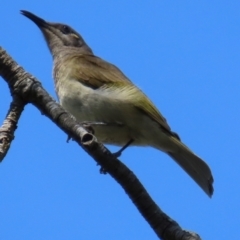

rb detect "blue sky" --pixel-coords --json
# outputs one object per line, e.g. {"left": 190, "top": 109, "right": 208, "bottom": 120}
{"left": 1, "top": 1, "right": 240, "bottom": 239}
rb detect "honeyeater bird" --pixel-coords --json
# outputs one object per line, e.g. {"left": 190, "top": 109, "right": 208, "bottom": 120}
{"left": 21, "top": 10, "right": 214, "bottom": 197}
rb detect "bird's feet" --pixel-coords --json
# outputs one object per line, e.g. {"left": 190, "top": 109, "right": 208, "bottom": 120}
{"left": 112, "top": 139, "right": 134, "bottom": 158}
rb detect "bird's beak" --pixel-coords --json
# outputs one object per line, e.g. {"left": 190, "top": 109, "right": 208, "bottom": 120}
{"left": 21, "top": 10, "right": 48, "bottom": 29}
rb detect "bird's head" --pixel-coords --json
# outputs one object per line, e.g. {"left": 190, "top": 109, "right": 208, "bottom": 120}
{"left": 21, "top": 10, "right": 93, "bottom": 57}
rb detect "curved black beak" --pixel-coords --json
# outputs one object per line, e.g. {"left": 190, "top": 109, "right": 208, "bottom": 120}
{"left": 20, "top": 10, "right": 47, "bottom": 28}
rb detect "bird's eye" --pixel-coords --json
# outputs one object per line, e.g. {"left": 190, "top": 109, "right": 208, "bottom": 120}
{"left": 61, "top": 25, "right": 71, "bottom": 34}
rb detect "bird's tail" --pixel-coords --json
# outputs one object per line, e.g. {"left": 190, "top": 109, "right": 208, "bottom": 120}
{"left": 165, "top": 137, "right": 214, "bottom": 197}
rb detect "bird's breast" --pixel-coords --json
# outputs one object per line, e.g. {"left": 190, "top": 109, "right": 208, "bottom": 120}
{"left": 56, "top": 78, "right": 139, "bottom": 145}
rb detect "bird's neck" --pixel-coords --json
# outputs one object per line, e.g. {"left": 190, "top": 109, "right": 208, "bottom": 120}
{"left": 51, "top": 45, "right": 93, "bottom": 59}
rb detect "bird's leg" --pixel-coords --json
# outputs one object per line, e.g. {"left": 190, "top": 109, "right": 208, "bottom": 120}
{"left": 82, "top": 121, "right": 123, "bottom": 127}
{"left": 81, "top": 121, "right": 99, "bottom": 134}
{"left": 81, "top": 121, "right": 124, "bottom": 135}
{"left": 99, "top": 139, "right": 134, "bottom": 174}
{"left": 112, "top": 139, "right": 134, "bottom": 158}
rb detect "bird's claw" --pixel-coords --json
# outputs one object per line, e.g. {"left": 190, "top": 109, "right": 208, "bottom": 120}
{"left": 99, "top": 166, "right": 107, "bottom": 174}
{"left": 66, "top": 135, "right": 72, "bottom": 143}
{"left": 81, "top": 122, "right": 95, "bottom": 134}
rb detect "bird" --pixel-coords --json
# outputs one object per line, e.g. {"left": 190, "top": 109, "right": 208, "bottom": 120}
{"left": 21, "top": 10, "right": 214, "bottom": 197}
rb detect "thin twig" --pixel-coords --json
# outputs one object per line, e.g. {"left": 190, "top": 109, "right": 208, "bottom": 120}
{"left": 0, "top": 95, "right": 25, "bottom": 162}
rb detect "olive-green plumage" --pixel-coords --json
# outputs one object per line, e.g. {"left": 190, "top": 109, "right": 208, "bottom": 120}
{"left": 21, "top": 10, "right": 214, "bottom": 197}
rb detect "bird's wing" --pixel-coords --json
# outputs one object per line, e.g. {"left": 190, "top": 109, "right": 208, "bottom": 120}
{"left": 69, "top": 54, "right": 132, "bottom": 88}
{"left": 70, "top": 54, "right": 173, "bottom": 134}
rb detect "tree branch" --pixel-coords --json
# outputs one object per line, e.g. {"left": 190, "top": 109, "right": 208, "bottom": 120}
{"left": 0, "top": 95, "right": 25, "bottom": 161}
{"left": 0, "top": 46, "right": 201, "bottom": 240}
